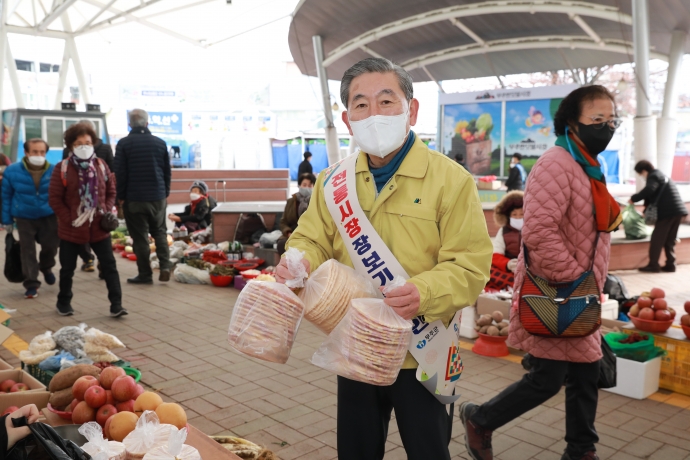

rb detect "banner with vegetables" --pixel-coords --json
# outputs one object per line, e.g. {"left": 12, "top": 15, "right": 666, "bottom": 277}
{"left": 443, "top": 102, "right": 502, "bottom": 175}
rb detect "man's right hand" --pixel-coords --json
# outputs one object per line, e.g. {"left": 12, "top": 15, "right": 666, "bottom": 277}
{"left": 275, "top": 257, "right": 310, "bottom": 284}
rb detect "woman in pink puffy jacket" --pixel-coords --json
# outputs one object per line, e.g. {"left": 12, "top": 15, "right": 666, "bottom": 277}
{"left": 459, "top": 86, "right": 622, "bottom": 460}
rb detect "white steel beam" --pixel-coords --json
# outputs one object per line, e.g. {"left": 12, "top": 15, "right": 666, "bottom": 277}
{"left": 401, "top": 36, "right": 666, "bottom": 71}
{"left": 448, "top": 18, "right": 486, "bottom": 47}
{"left": 86, "top": 0, "right": 165, "bottom": 31}
{"left": 360, "top": 45, "right": 384, "bottom": 59}
{"left": 75, "top": 0, "right": 117, "bottom": 32}
{"left": 13, "top": 12, "right": 32, "bottom": 27}
{"left": 422, "top": 66, "right": 445, "bottom": 93}
{"left": 569, "top": 13, "right": 603, "bottom": 46}
{"left": 37, "top": 0, "right": 78, "bottom": 32}
{"left": 54, "top": 39, "right": 69, "bottom": 109}
{"left": 313, "top": 35, "right": 341, "bottom": 165}
{"left": 5, "top": 43, "right": 25, "bottom": 108}
{"left": 323, "top": 1, "right": 633, "bottom": 67}
{"left": 9, "top": 0, "right": 24, "bottom": 19}
{"left": 6, "top": 23, "right": 69, "bottom": 37}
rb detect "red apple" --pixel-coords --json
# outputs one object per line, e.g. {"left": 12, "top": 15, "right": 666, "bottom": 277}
{"left": 73, "top": 376, "right": 99, "bottom": 401}
{"left": 681, "top": 314, "right": 690, "bottom": 327}
{"left": 104, "top": 415, "right": 113, "bottom": 439}
{"left": 96, "top": 404, "right": 118, "bottom": 427}
{"left": 70, "top": 399, "right": 79, "bottom": 412}
{"left": 639, "top": 307, "right": 655, "bottom": 321}
{"left": 133, "top": 384, "right": 145, "bottom": 400}
{"left": 684, "top": 301, "right": 690, "bottom": 315}
{"left": 111, "top": 376, "right": 136, "bottom": 402}
{"left": 115, "top": 399, "right": 135, "bottom": 413}
{"left": 10, "top": 383, "right": 28, "bottom": 392}
{"left": 652, "top": 298, "right": 667, "bottom": 310}
{"left": 650, "top": 288, "right": 665, "bottom": 299}
{"left": 655, "top": 309, "right": 672, "bottom": 321}
{"left": 1, "top": 406, "right": 18, "bottom": 416}
{"left": 72, "top": 401, "right": 97, "bottom": 424}
{"left": 105, "top": 390, "right": 115, "bottom": 406}
{"left": 84, "top": 385, "right": 107, "bottom": 409}
{"left": 0, "top": 380, "right": 16, "bottom": 392}
{"left": 668, "top": 307, "right": 676, "bottom": 320}
{"left": 99, "top": 367, "right": 126, "bottom": 390}
{"left": 637, "top": 297, "right": 653, "bottom": 309}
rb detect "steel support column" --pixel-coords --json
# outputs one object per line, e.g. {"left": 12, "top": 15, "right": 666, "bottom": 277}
{"left": 656, "top": 29, "right": 687, "bottom": 177}
{"left": 0, "top": 0, "right": 8, "bottom": 111}
{"left": 313, "top": 35, "right": 340, "bottom": 165}
{"left": 54, "top": 40, "right": 70, "bottom": 109}
{"left": 632, "top": 0, "right": 656, "bottom": 190}
{"left": 5, "top": 42, "right": 23, "bottom": 108}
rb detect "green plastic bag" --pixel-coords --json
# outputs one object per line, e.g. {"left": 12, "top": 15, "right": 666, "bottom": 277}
{"left": 604, "top": 332, "right": 666, "bottom": 362}
{"left": 622, "top": 204, "right": 648, "bottom": 240}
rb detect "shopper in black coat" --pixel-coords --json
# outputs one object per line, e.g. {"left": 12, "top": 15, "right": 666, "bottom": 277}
{"left": 298, "top": 151, "right": 313, "bottom": 178}
{"left": 630, "top": 160, "right": 688, "bottom": 273}
{"left": 115, "top": 109, "right": 171, "bottom": 284}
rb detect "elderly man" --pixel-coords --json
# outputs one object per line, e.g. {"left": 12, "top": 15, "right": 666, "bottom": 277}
{"left": 62, "top": 119, "right": 114, "bottom": 274}
{"left": 276, "top": 58, "right": 492, "bottom": 460}
{"left": 115, "top": 109, "right": 171, "bottom": 284}
{"left": 1, "top": 139, "right": 58, "bottom": 298}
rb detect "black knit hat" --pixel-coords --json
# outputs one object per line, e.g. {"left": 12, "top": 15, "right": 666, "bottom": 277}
{"left": 190, "top": 180, "right": 208, "bottom": 195}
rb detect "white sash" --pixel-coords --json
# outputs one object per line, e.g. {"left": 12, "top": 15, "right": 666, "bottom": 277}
{"left": 322, "top": 153, "right": 461, "bottom": 405}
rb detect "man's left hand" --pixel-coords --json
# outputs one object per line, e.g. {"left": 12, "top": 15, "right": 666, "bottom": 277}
{"left": 383, "top": 282, "right": 420, "bottom": 320}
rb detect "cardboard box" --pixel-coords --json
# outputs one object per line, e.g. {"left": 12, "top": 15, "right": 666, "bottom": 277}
{"left": 476, "top": 294, "right": 511, "bottom": 319}
{"left": 604, "top": 356, "right": 661, "bottom": 400}
{"left": 477, "top": 180, "right": 502, "bottom": 191}
{"left": 0, "top": 391, "right": 50, "bottom": 414}
{"left": 602, "top": 317, "right": 630, "bottom": 329}
{"left": 0, "top": 369, "right": 47, "bottom": 393}
{"left": 0, "top": 358, "right": 14, "bottom": 371}
{"left": 0, "top": 309, "right": 14, "bottom": 346}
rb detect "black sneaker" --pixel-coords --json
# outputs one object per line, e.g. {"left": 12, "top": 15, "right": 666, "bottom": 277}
{"left": 44, "top": 272, "right": 56, "bottom": 285}
{"left": 159, "top": 269, "right": 171, "bottom": 282}
{"left": 110, "top": 307, "right": 129, "bottom": 318}
{"left": 460, "top": 402, "right": 493, "bottom": 460}
{"left": 638, "top": 265, "right": 661, "bottom": 273}
{"left": 56, "top": 305, "right": 74, "bottom": 316}
{"left": 127, "top": 276, "right": 153, "bottom": 284}
{"left": 81, "top": 260, "right": 95, "bottom": 272}
{"left": 661, "top": 265, "right": 676, "bottom": 273}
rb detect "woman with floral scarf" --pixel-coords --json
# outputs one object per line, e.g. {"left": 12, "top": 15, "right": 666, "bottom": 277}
{"left": 48, "top": 123, "right": 126, "bottom": 317}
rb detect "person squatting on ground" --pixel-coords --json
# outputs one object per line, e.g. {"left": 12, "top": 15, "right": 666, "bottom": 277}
{"left": 485, "top": 191, "right": 523, "bottom": 292}
{"left": 62, "top": 119, "right": 114, "bottom": 275}
{"left": 460, "top": 85, "right": 623, "bottom": 460}
{"left": 48, "top": 123, "right": 126, "bottom": 317}
{"left": 1, "top": 139, "right": 59, "bottom": 299}
{"left": 629, "top": 160, "right": 688, "bottom": 273}
{"left": 276, "top": 57, "right": 492, "bottom": 460}
{"left": 168, "top": 180, "right": 217, "bottom": 231}
{"left": 115, "top": 108, "right": 172, "bottom": 285}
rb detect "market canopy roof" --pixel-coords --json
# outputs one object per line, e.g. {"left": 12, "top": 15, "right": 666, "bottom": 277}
{"left": 288, "top": 0, "right": 690, "bottom": 84}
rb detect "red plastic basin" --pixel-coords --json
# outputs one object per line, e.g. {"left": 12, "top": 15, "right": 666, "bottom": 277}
{"left": 472, "top": 333, "right": 509, "bottom": 357}
{"left": 630, "top": 316, "right": 673, "bottom": 333}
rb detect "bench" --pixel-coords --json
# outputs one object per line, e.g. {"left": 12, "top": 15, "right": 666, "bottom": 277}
{"left": 169, "top": 169, "right": 290, "bottom": 205}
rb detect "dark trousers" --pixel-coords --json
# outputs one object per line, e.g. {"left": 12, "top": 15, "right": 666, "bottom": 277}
{"left": 648, "top": 215, "right": 683, "bottom": 269}
{"left": 15, "top": 216, "right": 59, "bottom": 290}
{"left": 58, "top": 237, "right": 122, "bottom": 311}
{"left": 472, "top": 357, "right": 600, "bottom": 458}
{"left": 337, "top": 369, "right": 454, "bottom": 460}
{"left": 77, "top": 243, "right": 94, "bottom": 263}
{"left": 123, "top": 199, "right": 171, "bottom": 278}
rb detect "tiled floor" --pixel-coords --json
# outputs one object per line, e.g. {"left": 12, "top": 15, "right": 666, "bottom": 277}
{"left": 0, "top": 243, "right": 689, "bottom": 459}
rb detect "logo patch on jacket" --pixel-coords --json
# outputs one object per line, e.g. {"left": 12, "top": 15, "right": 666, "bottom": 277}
{"left": 414, "top": 198, "right": 421, "bottom": 204}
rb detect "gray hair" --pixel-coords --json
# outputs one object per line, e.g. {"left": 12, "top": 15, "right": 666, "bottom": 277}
{"left": 78, "top": 119, "right": 95, "bottom": 130}
{"left": 129, "top": 109, "right": 149, "bottom": 128}
{"left": 340, "top": 58, "right": 413, "bottom": 109}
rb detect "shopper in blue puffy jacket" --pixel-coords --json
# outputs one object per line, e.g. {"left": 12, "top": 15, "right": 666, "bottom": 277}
{"left": 1, "top": 139, "right": 59, "bottom": 299}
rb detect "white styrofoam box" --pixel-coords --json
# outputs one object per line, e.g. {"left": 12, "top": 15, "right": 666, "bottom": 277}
{"left": 604, "top": 356, "right": 661, "bottom": 400}
{"left": 459, "top": 306, "right": 478, "bottom": 339}
{"left": 601, "top": 299, "right": 619, "bottom": 320}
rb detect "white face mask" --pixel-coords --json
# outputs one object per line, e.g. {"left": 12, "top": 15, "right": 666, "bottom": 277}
{"left": 190, "top": 193, "right": 201, "bottom": 201}
{"left": 509, "top": 162, "right": 516, "bottom": 168}
{"left": 349, "top": 111, "right": 409, "bottom": 158}
{"left": 510, "top": 217, "right": 524, "bottom": 231}
{"left": 73, "top": 145, "right": 94, "bottom": 160}
{"left": 27, "top": 155, "right": 46, "bottom": 166}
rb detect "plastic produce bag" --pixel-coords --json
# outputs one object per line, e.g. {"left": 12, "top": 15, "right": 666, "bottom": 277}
{"left": 85, "top": 328, "right": 125, "bottom": 349}
{"left": 259, "top": 230, "right": 283, "bottom": 247}
{"left": 284, "top": 247, "right": 308, "bottom": 289}
{"left": 622, "top": 204, "right": 648, "bottom": 240}
{"left": 60, "top": 357, "right": 94, "bottom": 371}
{"left": 604, "top": 332, "right": 666, "bottom": 362}
{"left": 5, "top": 231, "right": 24, "bottom": 283}
{"left": 5, "top": 418, "right": 90, "bottom": 460}
{"left": 54, "top": 324, "right": 87, "bottom": 357}
{"left": 312, "top": 277, "right": 412, "bottom": 385}
{"left": 228, "top": 281, "right": 305, "bottom": 364}
{"left": 173, "top": 264, "right": 211, "bottom": 285}
{"left": 19, "top": 349, "right": 58, "bottom": 365}
{"left": 29, "top": 331, "right": 56, "bottom": 354}
{"left": 123, "top": 411, "right": 172, "bottom": 459}
{"left": 84, "top": 343, "right": 120, "bottom": 363}
{"left": 299, "top": 259, "right": 381, "bottom": 334}
{"left": 39, "top": 350, "right": 75, "bottom": 371}
{"left": 143, "top": 426, "right": 200, "bottom": 460}
{"left": 79, "top": 422, "right": 126, "bottom": 460}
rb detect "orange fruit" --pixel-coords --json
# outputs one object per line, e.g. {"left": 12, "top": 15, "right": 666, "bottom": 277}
{"left": 133, "top": 391, "right": 163, "bottom": 416}
{"left": 108, "top": 411, "right": 138, "bottom": 442}
{"left": 155, "top": 402, "right": 187, "bottom": 429}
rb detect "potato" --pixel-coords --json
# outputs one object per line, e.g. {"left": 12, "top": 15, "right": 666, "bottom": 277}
{"left": 497, "top": 321, "right": 509, "bottom": 330}
{"left": 474, "top": 324, "right": 481, "bottom": 331}
{"left": 486, "top": 326, "right": 499, "bottom": 336}
{"left": 49, "top": 388, "right": 74, "bottom": 408}
{"left": 499, "top": 327, "right": 510, "bottom": 336}
{"left": 479, "top": 325, "right": 490, "bottom": 334}
{"left": 48, "top": 364, "right": 101, "bottom": 392}
{"left": 477, "top": 315, "right": 492, "bottom": 327}
{"left": 492, "top": 311, "right": 504, "bottom": 323}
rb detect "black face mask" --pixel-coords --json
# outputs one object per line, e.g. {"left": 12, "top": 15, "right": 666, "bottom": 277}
{"left": 576, "top": 122, "right": 615, "bottom": 155}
